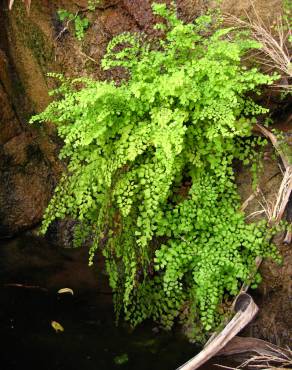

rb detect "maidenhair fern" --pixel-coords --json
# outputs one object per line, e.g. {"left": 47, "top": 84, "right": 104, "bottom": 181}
{"left": 31, "top": 3, "right": 280, "bottom": 340}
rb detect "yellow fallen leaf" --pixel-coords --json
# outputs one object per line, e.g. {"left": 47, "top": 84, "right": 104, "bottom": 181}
{"left": 57, "top": 288, "right": 74, "bottom": 295}
{"left": 51, "top": 320, "right": 64, "bottom": 333}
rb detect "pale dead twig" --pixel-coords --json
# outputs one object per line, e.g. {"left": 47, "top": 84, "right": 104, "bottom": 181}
{"left": 278, "top": 162, "right": 285, "bottom": 176}
{"left": 255, "top": 124, "right": 289, "bottom": 169}
{"left": 272, "top": 165, "right": 292, "bottom": 222}
{"left": 8, "top": 0, "right": 31, "bottom": 14}
{"left": 55, "top": 22, "right": 71, "bottom": 41}
{"left": 257, "top": 189, "right": 274, "bottom": 221}
{"left": 218, "top": 336, "right": 290, "bottom": 357}
{"left": 241, "top": 125, "right": 291, "bottom": 279}
{"left": 245, "top": 188, "right": 274, "bottom": 222}
{"left": 241, "top": 170, "right": 282, "bottom": 215}
{"left": 252, "top": 124, "right": 292, "bottom": 224}
{"left": 245, "top": 209, "right": 265, "bottom": 220}
{"left": 241, "top": 186, "right": 261, "bottom": 212}
{"left": 216, "top": 344, "right": 292, "bottom": 370}
{"left": 79, "top": 51, "right": 99, "bottom": 65}
{"left": 55, "top": 11, "right": 80, "bottom": 41}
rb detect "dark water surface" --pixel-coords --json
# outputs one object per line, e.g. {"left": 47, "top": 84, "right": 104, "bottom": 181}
{"left": 0, "top": 236, "right": 231, "bottom": 370}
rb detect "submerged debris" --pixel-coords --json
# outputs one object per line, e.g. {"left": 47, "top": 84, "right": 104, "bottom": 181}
{"left": 113, "top": 353, "right": 129, "bottom": 365}
{"left": 51, "top": 320, "right": 64, "bottom": 333}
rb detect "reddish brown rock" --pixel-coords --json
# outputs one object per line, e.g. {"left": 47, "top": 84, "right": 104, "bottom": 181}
{"left": 100, "top": 6, "right": 137, "bottom": 35}
{"left": 0, "top": 128, "right": 55, "bottom": 237}
{"left": 0, "top": 66, "right": 54, "bottom": 238}
{"left": 72, "top": 0, "right": 120, "bottom": 9}
{"left": 94, "top": 0, "right": 121, "bottom": 9}
{"left": 122, "top": 0, "right": 154, "bottom": 29}
{"left": 0, "top": 87, "right": 22, "bottom": 144}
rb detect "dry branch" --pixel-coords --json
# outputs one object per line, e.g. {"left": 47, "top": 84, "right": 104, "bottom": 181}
{"left": 217, "top": 339, "right": 292, "bottom": 370}
{"left": 253, "top": 124, "right": 292, "bottom": 225}
{"left": 224, "top": 5, "right": 291, "bottom": 85}
{"left": 217, "top": 336, "right": 288, "bottom": 356}
{"left": 272, "top": 165, "right": 292, "bottom": 222}
{"left": 177, "top": 294, "right": 259, "bottom": 370}
{"left": 254, "top": 124, "right": 289, "bottom": 169}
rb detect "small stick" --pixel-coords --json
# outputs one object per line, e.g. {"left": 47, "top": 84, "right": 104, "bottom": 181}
{"left": 283, "top": 230, "right": 291, "bottom": 244}
{"left": 241, "top": 186, "right": 261, "bottom": 212}
{"left": 3, "top": 283, "right": 48, "bottom": 292}
{"left": 254, "top": 124, "right": 289, "bottom": 169}
{"left": 272, "top": 165, "right": 292, "bottom": 223}
{"left": 79, "top": 51, "right": 99, "bottom": 65}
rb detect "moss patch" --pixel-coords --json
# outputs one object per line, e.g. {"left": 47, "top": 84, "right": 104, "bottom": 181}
{"left": 11, "top": 1, "right": 54, "bottom": 73}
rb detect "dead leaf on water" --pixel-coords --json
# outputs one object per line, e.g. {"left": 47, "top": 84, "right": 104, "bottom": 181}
{"left": 51, "top": 320, "right": 64, "bottom": 333}
{"left": 57, "top": 288, "right": 74, "bottom": 295}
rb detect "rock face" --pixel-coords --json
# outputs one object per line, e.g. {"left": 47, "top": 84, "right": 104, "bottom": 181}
{"left": 0, "top": 0, "right": 62, "bottom": 238}
{"left": 0, "top": 56, "right": 55, "bottom": 237}
{"left": 0, "top": 136, "right": 54, "bottom": 237}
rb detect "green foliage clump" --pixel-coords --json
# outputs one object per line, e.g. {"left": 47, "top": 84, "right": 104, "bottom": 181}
{"left": 32, "top": 3, "right": 280, "bottom": 339}
{"left": 57, "top": 9, "right": 89, "bottom": 41}
{"left": 88, "top": 0, "right": 101, "bottom": 11}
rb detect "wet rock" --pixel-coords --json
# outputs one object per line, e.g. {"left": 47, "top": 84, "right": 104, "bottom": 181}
{"left": 176, "top": 0, "right": 209, "bottom": 21}
{"left": 100, "top": 7, "right": 137, "bottom": 35}
{"left": 0, "top": 82, "right": 54, "bottom": 238}
{"left": 0, "top": 139, "right": 54, "bottom": 237}
{"left": 45, "top": 219, "right": 79, "bottom": 249}
{"left": 0, "top": 3, "right": 60, "bottom": 238}
{"left": 0, "top": 86, "right": 22, "bottom": 145}
{"left": 93, "top": 0, "right": 121, "bottom": 9}
{"left": 122, "top": 0, "right": 154, "bottom": 29}
{"left": 0, "top": 235, "right": 110, "bottom": 295}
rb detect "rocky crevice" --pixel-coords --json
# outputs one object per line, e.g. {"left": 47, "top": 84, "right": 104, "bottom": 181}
{"left": 0, "top": 0, "right": 58, "bottom": 238}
